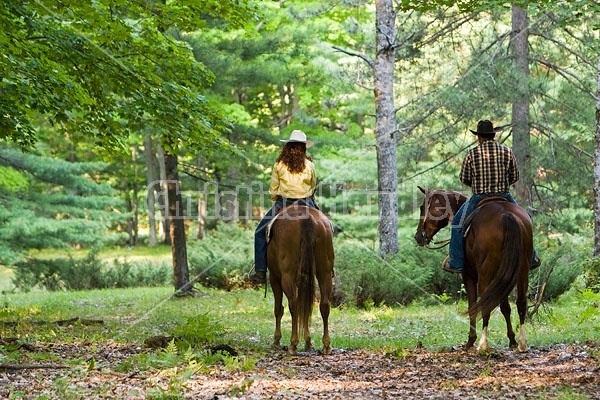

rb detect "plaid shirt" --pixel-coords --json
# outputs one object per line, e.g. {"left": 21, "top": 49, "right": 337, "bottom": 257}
{"left": 460, "top": 140, "right": 519, "bottom": 195}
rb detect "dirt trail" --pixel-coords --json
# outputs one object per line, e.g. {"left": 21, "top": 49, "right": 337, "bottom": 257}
{"left": 1, "top": 342, "right": 598, "bottom": 399}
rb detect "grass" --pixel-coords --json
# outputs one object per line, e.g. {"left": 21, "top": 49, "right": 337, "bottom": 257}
{"left": 1, "top": 284, "right": 598, "bottom": 355}
{"left": 0, "top": 266, "right": 12, "bottom": 292}
{"left": 27, "top": 244, "right": 172, "bottom": 262}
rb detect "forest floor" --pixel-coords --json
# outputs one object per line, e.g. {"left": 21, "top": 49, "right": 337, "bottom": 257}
{"left": 1, "top": 340, "right": 599, "bottom": 399}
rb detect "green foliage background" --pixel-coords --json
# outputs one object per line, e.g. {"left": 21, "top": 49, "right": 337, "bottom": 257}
{"left": 1, "top": 1, "right": 599, "bottom": 307}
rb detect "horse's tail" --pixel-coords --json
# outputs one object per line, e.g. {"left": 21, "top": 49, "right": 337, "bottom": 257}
{"left": 468, "top": 212, "right": 522, "bottom": 318}
{"left": 297, "top": 215, "right": 316, "bottom": 336}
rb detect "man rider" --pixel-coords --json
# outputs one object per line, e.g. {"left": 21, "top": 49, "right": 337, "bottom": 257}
{"left": 442, "top": 120, "right": 541, "bottom": 273}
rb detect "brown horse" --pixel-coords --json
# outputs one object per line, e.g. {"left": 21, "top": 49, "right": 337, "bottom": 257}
{"left": 414, "top": 187, "right": 533, "bottom": 352}
{"left": 267, "top": 205, "right": 335, "bottom": 355}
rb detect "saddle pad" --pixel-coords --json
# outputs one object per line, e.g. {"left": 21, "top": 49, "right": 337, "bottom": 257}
{"left": 265, "top": 207, "right": 334, "bottom": 244}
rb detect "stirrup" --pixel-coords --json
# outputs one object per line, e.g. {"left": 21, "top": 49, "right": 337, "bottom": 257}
{"left": 531, "top": 255, "right": 542, "bottom": 270}
{"left": 441, "top": 255, "right": 462, "bottom": 274}
{"left": 247, "top": 263, "right": 256, "bottom": 280}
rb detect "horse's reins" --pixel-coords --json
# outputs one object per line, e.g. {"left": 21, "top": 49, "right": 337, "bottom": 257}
{"left": 425, "top": 239, "right": 450, "bottom": 250}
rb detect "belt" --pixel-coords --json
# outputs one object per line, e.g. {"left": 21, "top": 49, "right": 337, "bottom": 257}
{"left": 473, "top": 192, "right": 509, "bottom": 196}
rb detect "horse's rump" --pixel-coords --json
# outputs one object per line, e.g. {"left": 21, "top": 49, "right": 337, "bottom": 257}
{"left": 466, "top": 201, "right": 533, "bottom": 317}
{"left": 266, "top": 206, "right": 335, "bottom": 354}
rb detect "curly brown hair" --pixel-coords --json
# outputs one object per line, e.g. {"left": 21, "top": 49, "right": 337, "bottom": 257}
{"left": 276, "top": 142, "right": 313, "bottom": 174}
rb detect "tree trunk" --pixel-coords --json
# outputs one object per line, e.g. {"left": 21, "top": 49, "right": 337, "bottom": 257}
{"left": 157, "top": 145, "right": 171, "bottom": 245}
{"left": 220, "top": 167, "right": 239, "bottom": 224}
{"left": 165, "top": 152, "right": 192, "bottom": 294}
{"left": 594, "top": 50, "right": 600, "bottom": 256}
{"left": 124, "top": 184, "right": 138, "bottom": 246}
{"left": 511, "top": 3, "right": 532, "bottom": 208}
{"left": 374, "top": 0, "right": 398, "bottom": 256}
{"left": 125, "top": 147, "right": 139, "bottom": 246}
{"left": 144, "top": 135, "right": 159, "bottom": 246}
{"left": 197, "top": 197, "right": 206, "bottom": 240}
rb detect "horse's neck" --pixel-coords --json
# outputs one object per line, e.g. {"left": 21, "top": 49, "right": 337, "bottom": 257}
{"left": 444, "top": 191, "right": 467, "bottom": 214}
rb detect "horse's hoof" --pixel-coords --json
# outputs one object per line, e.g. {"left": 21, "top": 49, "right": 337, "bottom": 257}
{"left": 322, "top": 346, "right": 332, "bottom": 355}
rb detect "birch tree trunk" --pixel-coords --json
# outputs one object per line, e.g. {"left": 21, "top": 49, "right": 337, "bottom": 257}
{"left": 143, "top": 135, "right": 159, "bottom": 246}
{"left": 594, "top": 51, "right": 600, "bottom": 256}
{"left": 125, "top": 146, "right": 139, "bottom": 246}
{"left": 511, "top": 3, "right": 532, "bottom": 208}
{"left": 374, "top": 0, "right": 398, "bottom": 256}
{"left": 221, "top": 167, "right": 239, "bottom": 224}
{"left": 157, "top": 145, "right": 171, "bottom": 245}
{"left": 197, "top": 197, "right": 206, "bottom": 240}
{"left": 165, "top": 152, "right": 192, "bottom": 294}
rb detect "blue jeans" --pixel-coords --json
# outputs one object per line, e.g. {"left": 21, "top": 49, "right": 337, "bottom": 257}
{"left": 448, "top": 193, "right": 516, "bottom": 270}
{"left": 254, "top": 197, "right": 317, "bottom": 273}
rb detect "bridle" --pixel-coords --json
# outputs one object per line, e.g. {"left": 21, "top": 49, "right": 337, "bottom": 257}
{"left": 416, "top": 195, "right": 435, "bottom": 245}
{"left": 417, "top": 193, "right": 451, "bottom": 249}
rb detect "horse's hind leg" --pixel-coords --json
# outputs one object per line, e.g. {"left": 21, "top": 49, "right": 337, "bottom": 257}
{"left": 284, "top": 279, "right": 299, "bottom": 354}
{"left": 271, "top": 276, "right": 284, "bottom": 348}
{"left": 317, "top": 273, "right": 332, "bottom": 355}
{"left": 500, "top": 297, "right": 517, "bottom": 349}
{"left": 477, "top": 314, "right": 492, "bottom": 352}
{"left": 464, "top": 277, "right": 478, "bottom": 348}
{"left": 516, "top": 275, "right": 528, "bottom": 352}
{"left": 319, "top": 295, "right": 331, "bottom": 355}
{"left": 288, "top": 299, "right": 298, "bottom": 354}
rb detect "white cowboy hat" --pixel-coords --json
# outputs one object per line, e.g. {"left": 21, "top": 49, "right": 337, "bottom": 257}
{"left": 280, "top": 130, "right": 314, "bottom": 148}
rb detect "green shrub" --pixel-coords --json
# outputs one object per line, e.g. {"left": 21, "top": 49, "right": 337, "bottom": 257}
{"left": 537, "top": 208, "right": 592, "bottom": 236}
{"left": 104, "top": 258, "right": 171, "bottom": 288}
{"left": 10, "top": 249, "right": 170, "bottom": 291}
{"left": 11, "top": 253, "right": 102, "bottom": 291}
{"left": 187, "top": 223, "right": 253, "bottom": 290}
{"left": 334, "top": 240, "right": 452, "bottom": 307}
{"left": 530, "top": 234, "right": 589, "bottom": 300}
{"left": 581, "top": 257, "right": 600, "bottom": 292}
{"left": 59, "top": 249, "right": 105, "bottom": 290}
{"left": 171, "top": 313, "right": 225, "bottom": 346}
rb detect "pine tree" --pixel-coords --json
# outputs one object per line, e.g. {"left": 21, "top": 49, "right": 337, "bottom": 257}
{"left": 0, "top": 145, "right": 121, "bottom": 264}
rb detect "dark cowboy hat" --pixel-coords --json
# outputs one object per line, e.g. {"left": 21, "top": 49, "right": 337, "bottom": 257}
{"left": 469, "top": 120, "right": 498, "bottom": 136}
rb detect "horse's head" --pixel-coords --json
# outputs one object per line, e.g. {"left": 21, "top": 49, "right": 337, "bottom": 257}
{"left": 414, "top": 186, "right": 466, "bottom": 246}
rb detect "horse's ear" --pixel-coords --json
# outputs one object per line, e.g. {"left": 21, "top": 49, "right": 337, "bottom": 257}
{"left": 418, "top": 186, "right": 427, "bottom": 194}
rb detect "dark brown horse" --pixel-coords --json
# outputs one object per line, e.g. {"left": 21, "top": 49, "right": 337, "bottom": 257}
{"left": 267, "top": 205, "right": 335, "bottom": 355}
{"left": 414, "top": 187, "right": 533, "bottom": 352}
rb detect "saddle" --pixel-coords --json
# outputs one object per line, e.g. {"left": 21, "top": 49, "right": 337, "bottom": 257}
{"left": 462, "top": 196, "right": 509, "bottom": 238}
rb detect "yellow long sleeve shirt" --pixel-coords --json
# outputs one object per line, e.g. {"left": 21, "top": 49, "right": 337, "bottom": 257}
{"left": 269, "top": 159, "right": 316, "bottom": 201}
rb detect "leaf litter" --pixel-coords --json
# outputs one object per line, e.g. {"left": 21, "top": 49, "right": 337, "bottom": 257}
{"left": 0, "top": 341, "right": 598, "bottom": 399}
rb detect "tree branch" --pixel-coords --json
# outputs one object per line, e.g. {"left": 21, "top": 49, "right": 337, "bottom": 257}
{"left": 331, "top": 45, "right": 374, "bottom": 68}
{"left": 418, "top": 12, "right": 479, "bottom": 48}
{"left": 532, "top": 122, "right": 593, "bottom": 159}
{"left": 533, "top": 58, "right": 596, "bottom": 99}
{"left": 529, "top": 32, "right": 595, "bottom": 69}
{"left": 0, "top": 363, "right": 69, "bottom": 371}
{"left": 401, "top": 138, "right": 476, "bottom": 183}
